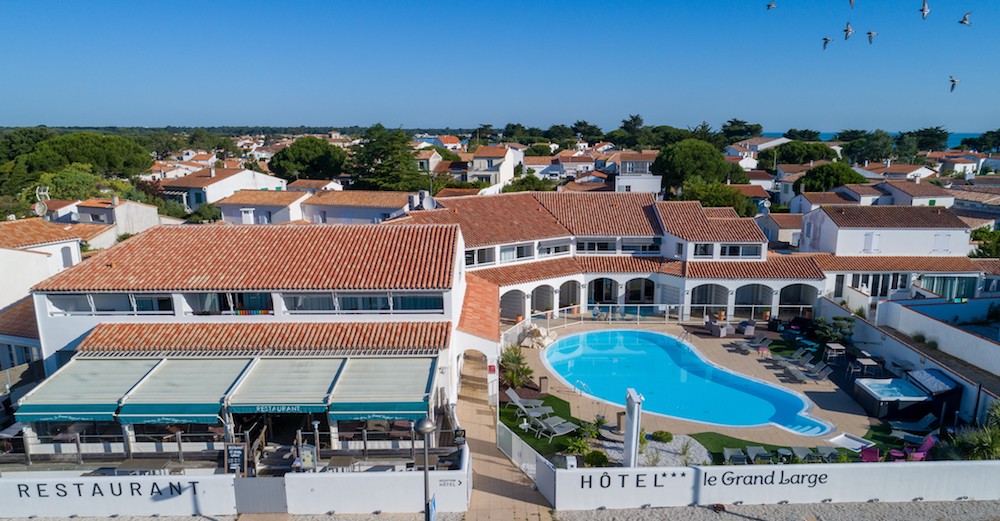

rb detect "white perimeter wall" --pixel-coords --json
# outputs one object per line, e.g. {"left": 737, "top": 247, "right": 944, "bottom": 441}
{"left": 550, "top": 461, "right": 1000, "bottom": 510}
{"left": 0, "top": 475, "right": 237, "bottom": 517}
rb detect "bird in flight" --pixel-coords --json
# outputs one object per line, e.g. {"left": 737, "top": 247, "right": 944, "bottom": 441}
{"left": 844, "top": 22, "right": 855, "bottom": 40}
{"left": 766, "top": 1, "right": 776, "bottom": 10}
{"left": 959, "top": 12, "right": 971, "bottom": 26}
{"left": 950, "top": 76, "right": 960, "bottom": 92}
{"left": 919, "top": 0, "right": 931, "bottom": 20}
{"left": 823, "top": 37, "right": 833, "bottom": 50}
{"left": 867, "top": 31, "right": 877, "bottom": 44}
{"left": 850, "top": 0, "right": 855, "bottom": 8}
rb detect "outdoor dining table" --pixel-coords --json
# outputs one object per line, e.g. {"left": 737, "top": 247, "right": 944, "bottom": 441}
{"left": 114, "top": 458, "right": 171, "bottom": 476}
{"left": 325, "top": 455, "right": 358, "bottom": 472}
{"left": 857, "top": 357, "right": 880, "bottom": 377}
{"left": 824, "top": 343, "right": 846, "bottom": 364}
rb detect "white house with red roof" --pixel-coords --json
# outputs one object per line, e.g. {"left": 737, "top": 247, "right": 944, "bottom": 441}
{"left": 853, "top": 160, "right": 937, "bottom": 181}
{"left": 434, "top": 135, "right": 463, "bottom": 151}
{"left": 415, "top": 149, "right": 443, "bottom": 173}
{"left": 0, "top": 219, "right": 82, "bottom": 308}
{"left": 524, "top": 155, "right": 562, "bottom": 179}
{"left": 216, "top": 190, "right": 311, "bottom": 224}
{"left": 302, "top": 190, "right": 416, "bottom": 224}
{"left": 470, "top": 145, "right": 522, "bottom": 186}
{"left": 160, "top": 167, "right": 287, "bottom": 211}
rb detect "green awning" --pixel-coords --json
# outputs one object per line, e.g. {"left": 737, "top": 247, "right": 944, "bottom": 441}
{"left": 16, "top": 359, "right": 161, "bottom": 423}
{"left": 228, "top": 358, "right": 345, "bottom": 414}
{"left": 118, "top": 359, "right": 250, "bottom": 424}
{"left": 327, "top": 357, "right": 436, "bottom": 421}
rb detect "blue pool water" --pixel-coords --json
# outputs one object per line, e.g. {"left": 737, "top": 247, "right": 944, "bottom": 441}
{"left": 543, "top": 330, "right": 833, "bottom": 436}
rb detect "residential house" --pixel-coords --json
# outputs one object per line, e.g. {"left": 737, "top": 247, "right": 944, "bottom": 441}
{"left": 434, "top": 135, "right": 463, "bottom": 151}
{"left": 833, "top": 184, "right": 884, "bottom": 206}
{"left": 160, "top": 167, "right": 287, "bottom": 211}
{"left": 730, "top": 136, "right": 791, "bottom": 153}
{"left": 745, "top": 170, "right": 774, "bottom": 190}
{"left": 524, "top": 156, "right": 562, "bottom": 179}
{"left": 756, "top": 213, "right": 803, "bottom": 247}
{"left": 728, "top": 184, "right": 771, "bottom": 214}
{"left": 416, "top": 149, "right": 443, "bottom": 173}
{"left": 216, "top": 190, "right": 311, "bottom": 224}
{"left": 0, "top": 297, "right": 45, "bottom": 397}
{"left": 789, "top": 191, "right": 858, "bottom": 214}
{"left": 287, "top": 179, "right": 343, "bottom": 193}
{"left": 558, "top": 155, "right": 596, "bottom": 177}
{"left": 434, "top": 160, "right": 471, "bottom": 182}
{"left": 620, "top": 152, "right": 656, "bottom": 175}
{"left": 45, "top": 197, "right": 177, "bottom": 249}
{"left": 775, "top": 161, "right": 832, "bottom": 205}
{"left": 42, "top": 199, "right": 81, "bottom": 222}
{"left": 876, "top": 180, "right": 954, "bottom": 208}
{"left": 189, "top": 152, "right": 216, "bottom": 166}
{"left": 615, "top": 172, "right": 662, "bottom": 194}
{"left": 470, "top": 146, "right": 521, "bottom": 186}
{"left": 0, "top": 218, "right": 81, "bottom": 308}
{"left": 854, "top": 160, "right": 938, "bottom": 181}
{"left": 725, "top": 154, "right": 759, "bottom": 170}
{"left": 252, "top": 143, "right": 289, "bottom": 160}
{"left": 141, "top": 161, "right": 201, "bottom": 182}
{"left": 591, "top": 142, "right": 615, "bottom": 154}
{"left": 302, "top": 190, "right": 416, "bottom": 224}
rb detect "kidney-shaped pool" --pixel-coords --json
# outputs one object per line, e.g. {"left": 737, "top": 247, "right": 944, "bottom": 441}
{"left": 542, "top": 330, "right": 833, "bottom": 436}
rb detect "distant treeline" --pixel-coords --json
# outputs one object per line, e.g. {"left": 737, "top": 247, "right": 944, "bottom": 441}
{"left": 0, "top": 126, "right": 476, "bottom": 137}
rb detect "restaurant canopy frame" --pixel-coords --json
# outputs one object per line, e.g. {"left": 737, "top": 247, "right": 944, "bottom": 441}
{"left": 327, "top": 357, "right": 437, "bottom": 421}
{"left": 227, "top": 358, "right": 345, "bottom": 414}
{"left": 117, "top": 359, "right": 252, "bottom": 424}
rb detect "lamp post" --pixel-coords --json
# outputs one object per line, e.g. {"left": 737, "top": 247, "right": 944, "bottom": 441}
{"left": 415, "top": 416, "right": 436, "bottom": 521}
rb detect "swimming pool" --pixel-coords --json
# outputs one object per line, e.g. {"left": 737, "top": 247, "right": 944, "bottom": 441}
{"left": 542, "top": 330, "right": 833, "bottom": 436}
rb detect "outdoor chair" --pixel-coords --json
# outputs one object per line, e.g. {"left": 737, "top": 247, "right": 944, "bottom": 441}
{"left": 905, "top": 434, "right": 937, "bottom": 460}
{"left": 504, "top": 388, "right": 544, "bottom": 410}
{"left": 771, "top": 347, "right": 806, "bottom": 366}
{"left": 515, "top": 404, "right": 554, "bottom": 420}
{"left": 737, "top": 334, "right": 767, "bottom": 347}
{"left": 860, "top": 446, "right": 881, "bottom": 462}
{"left": 889, "top": 428, "right": 939, "bottom": 445}
{"left": 787, "top": 367, "right": 810, "bottom": 383}
{"left": 530, "top": 415, "right": 577, "bottom": 442}
{"left": 723, "top": 447, "right": 749, "bottom": 465}
{"left": 791, "top": 446, "right": 823, "bottom": 463}
{"left": 889, "top": 413, "right": 938, "bottom": 434}
{"left": 806, "top": 366, "right": 835, "bottom": 383}
{"left": 815, "top": 446, "right": 840, "bottom": 463}
{"left": 746, "top": 446, "right": 775, "bottom": 464}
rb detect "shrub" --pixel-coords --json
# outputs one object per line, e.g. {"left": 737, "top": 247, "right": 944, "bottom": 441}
{"left": 564, "top": 436, "right": 591, "bottom": 456}
{"left": 926, "top": 340, "right": 938, "bottom": 350}
{"left": 912, "top": 332, "right": 926, "bottom": 344}
{"left": 578, "top": 422, "right": 599, "bottom": 440}
{"left": 650, "top": 431, "right": 674, "bottom": 443}
{"left": 854, "top": 307, "right": 867, "bottom": 319}
{"left": 584, "top": 450, "right": 610, "bottom": 467}
{"left": 499, "top": 344, "right": 534, "bottom": 389}
{"left": 638, "top": 427, "right": 649, "bottom": 452}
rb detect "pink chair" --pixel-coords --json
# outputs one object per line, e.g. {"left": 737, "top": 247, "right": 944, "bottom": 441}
{"left": 860, "top": 446, "right": 881, "bottom": 462}
{"left": 906, "top": 434, "right": 937, "bottom": 461}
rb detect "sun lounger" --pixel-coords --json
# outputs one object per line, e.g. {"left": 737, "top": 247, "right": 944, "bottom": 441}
{"left": 905, "top": 434, "right": 937, "bottom": 461}
{"left": 888, "top": 413, "right": 937, "bottom": 434}
{"left": 723, "top": 447, "right": 749, "bottom": 465}
{"left": 826, "top": 432, "right": 875, "bottom": 452}
{"left": 735, "top": 334, "right": 767, "bottom": 348}
{"left": 746, "top": 446, "right": 775, "bottom": 464}
{"left": 516, "top": 405, "right": 554, "bottom": 420}
{"left": 815, "top": 446, "right": 841, "bottom": 462}
{"left": 504, "top": 388, "right": 544, "bottom": 409}
{"left": 787, "top": 367, "right": 810, "bottom": 383}
{"left": 791, "top": 446, "right": 823, "bottom": 463}
{"left": 806, "top": 366, "right": 834, "bottom": 383}
{"left": 771, "top": 347, "right": 806, "bottom": 364}
{"left": 531, "top": 415, "right": 577, "bottom": 442}
{"left": 889, "top": 428, "right": 939, "bottom": 445}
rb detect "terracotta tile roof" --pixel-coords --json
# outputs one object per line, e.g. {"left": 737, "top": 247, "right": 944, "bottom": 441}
{"left": 62, "top": 223, "right": 114, "bottom": 242}
{"left": 879, "top": 180, "right": 952, "bottom": 198}
{"left": 734, "top": 137, "right": 779, "bottom": 147}
{"left": 398, "top": 193, "right": 569, "bottom": 248}
{"left": 561, "top": 182, "right": 612, "bottom": 192}
{"left": 524, "top": 156, "right": 557, "bottom": 166}
{"left": 457, "top": 274, "right": 500, "bottom": 341}
{"left": 620, "top": 152, "right": 657, "bottom": 162}
{"left": 304, "top": 190, "right": 412, "bottom": 208}
{"left": 473, "top": 146, "right": 508, "bottom": 158}
{"left": 587, "top": 171, "right": 608, "bottom": 179}
{"left": 161, "top": 168, "right": 247, "bottom": 189}
{"left": 44, "top": 199, "right": 79, "bottom": 211}
{"left": 724, "top": 156, "right": 746, "bottom": 163}
{"left": 190, "top": 153, "right": 214, "bottom": 161}
{"left": 820, "top": 206, "right": 968, "bottom": 229}
{"left": 0, "top": 218, "right": 79, "bottom": 249}
{"left": 802, "top": 192, "right": 858, "bottom": 205}
{"left": 289, "top": 179, "right": 337, "bottom": 189}
{"left": 415, "top": 150, "right": 437, "bottom": 160}
{"left": 655, "top": 201, "right": 767, "bottom": 243}
{"left": 458, "top": 153, "right": 474, "bottom": 162}
{"left": 685, "top": 255, "right": 825, "bottom": 280}
{"left": 472, "top": 258, "right": 583, "bottom": 286}
{"left": 957, "top": 185, "right": 1000, "bottom": 195}
{"left": 437, "top": 135, "right": 461, "bottom": 145}
{"left": 948, "top": 189, "right": 1000, "bottom": 204}
{"left": 861, "top": 163, "right": 934, "bottom": 176}
{"left": 812, "top": 255, "right": 980, "bottom": 273}
{"left": 767, "top": 213, "right": 803, "bottom": 229}
{"left": 34, "top": 224, "right": 458, "bottom": 291}
{"left": 958, "top": 215, "right": 994, "bottom": 230}
{"left": 216, "top": 190, "right": 308, "bottom": 207}
{"left": 840, "top": 184, "right": 883, "bottom": 196}
{"left": 0, "top": 297, "right": 38, "bottom": 339}
{"left": 77, "top": 199, "right": 115, "bottom": 209}
{"left": 576, "top": 256, "right": 683, "bottom": 276}
{"left": 434, "top": 188, "right": 481, "bottom": 198}
{"left": 560, "top": 155, "right": 596, "bottom": 163}
{"left": 779, "top": 161, "right": 831, "bottom": 174}
{"left": 531, "top": 192, "right": 661, "bottom": 236}
{"left": 746, "top": 170, "right": 773, "bottom": 181}
{"left": 76, "top": 322, "right": 450, "bottom": 356}
{"left": 778, "top": 172, "right": 806, "bottom": 184}
{"left": 728, "top": 184, "right": 770, "bottom": 199}
{"left": 703, "top": 207, "right": 740, "bottom": 218}
{"left": 972, "top": 258, "right": 1000, "bottom": 276}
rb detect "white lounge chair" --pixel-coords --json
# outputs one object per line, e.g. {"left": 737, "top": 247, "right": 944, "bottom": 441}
{"left": 746, "top": 446, "right": 775, "bottom": 464}
{"left": 723, "top": 447, "right": 748, "bottom": 465}
{"left": 531, "top": 415, "right": 577, "bottom": 442}
{"left": 504, "top": 388, "right": 544, "bottom": 410}
{"left": 888, "top": 413, "right": 937, "bottom": 434}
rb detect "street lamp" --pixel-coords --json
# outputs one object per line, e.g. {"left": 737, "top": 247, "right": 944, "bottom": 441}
{"left": 415, "top": 416, "right": 436, "bottom": 521}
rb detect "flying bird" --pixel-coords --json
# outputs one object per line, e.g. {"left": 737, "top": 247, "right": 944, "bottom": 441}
{"left": 823, "top": 37, "right": 833, "bottom": 50}
{"left": 850, "top": 0, "right": 855, "bottom": 8}
{"left": 766, "top": 1, "right": 776, "bottom": 10}
{"left": 959, "top": 12, "right": 971, "bottom": 26}
{"left": 867, "top": 31, "right": 877, "bottom": 44}
{"left": 919, "top": 0, "right": 930, "bottom": 20}
{"left": 844, "top": 22, "right": 855, "bottom": 40}
{"left": 950, "top": 76, "right": 960, "bottom": 92}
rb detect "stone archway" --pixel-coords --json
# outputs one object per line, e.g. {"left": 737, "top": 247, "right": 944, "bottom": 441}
{"left": 779, "top": 284, "right": 819, "bottom": 320}
{"left": 735, "top": 283, "right": 773, "bottom": 321}
{"left": 530, "top": 285, "right": 556, "bottom": 315}
{"left": 690, "top": 283, "right": 729, "bottom": 320}
{"left": 588, "top": 278, "right": 618, "bottom": 305}
{"left": 624, "top": 278, "right": 655, "bottom": 304}
{"left": 500, "top": 289, "right": 526, "bottom": 321}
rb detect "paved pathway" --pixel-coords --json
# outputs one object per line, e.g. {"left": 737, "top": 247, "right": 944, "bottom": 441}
{"left": 458, "top": 353, "right": 553, "bottom": 521}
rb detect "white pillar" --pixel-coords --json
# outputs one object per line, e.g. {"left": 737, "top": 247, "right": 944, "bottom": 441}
{"left": 524, "top": 292, "right": 533, "bottom": 320}
{"left": 726, "top": 287, "right": 737, "bottom": 321}
{"left": 552, "top": 289, "right": 560, "bottom": 318}
{"left": 617, "top": 280, "right": 627, "bottom": 307}
{"left": 579, "top": 283, "right": 588, "bottom": 314}
{"left": 770, "top": 288, "right": 781, "bottom": 321}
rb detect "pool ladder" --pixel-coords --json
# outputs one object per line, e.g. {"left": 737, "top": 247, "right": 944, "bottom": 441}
{"left": 574, "top": 379, "right": 593, "bottom": 396}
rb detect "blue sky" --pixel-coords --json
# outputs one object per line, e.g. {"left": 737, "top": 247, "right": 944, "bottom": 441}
{"left": 1, "top": 0, "right": 997, "bottom": 133}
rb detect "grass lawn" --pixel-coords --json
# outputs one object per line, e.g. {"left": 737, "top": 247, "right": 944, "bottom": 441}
{"left": 498, "top": 394, "right": 582, "bottom": 457}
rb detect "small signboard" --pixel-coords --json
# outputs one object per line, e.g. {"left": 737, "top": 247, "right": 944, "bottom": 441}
{"left": 299, "top": 444, "right": 317, "bottom": 471}
{"left": 224, "top": 442, "right": 247, "bottom": 476}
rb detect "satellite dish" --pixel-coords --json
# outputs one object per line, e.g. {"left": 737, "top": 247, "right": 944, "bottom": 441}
{"left": 33, "top": 201, "right": 48, "bottom": 217}
{"left": 763, "top": 200, "right": 772, "bottom": 208}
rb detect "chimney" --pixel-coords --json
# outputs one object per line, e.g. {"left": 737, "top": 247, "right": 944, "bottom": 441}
{"left": 809, "top": 160, "right": 814, "bottom": 167}
{"left": 885, "top": 158, "right": 892, "bottom": 168}
{"left": 407, "top": 194, "right": 420, "bottom": 211}
{"left": 210, "top": 167, "right": 216, "bottom": 178}
{"left": 111, "top": 195, "right": 119, "bottom": 206}
{"left": 864, "top": 160, "right": 869, "bottom": 167}
{"left": 914, "top": 176, "right": 920, "bottom": 184}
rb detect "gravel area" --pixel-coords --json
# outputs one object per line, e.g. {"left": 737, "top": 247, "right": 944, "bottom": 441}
{"left": 553, "top": 500, "right": 1000, "bottom": 521}
{"left": 599, "top": 434, "right": 712, "bottom": 467}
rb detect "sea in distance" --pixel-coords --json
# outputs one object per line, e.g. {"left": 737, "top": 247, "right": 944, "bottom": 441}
{"left": 763, "top": 132, "right": 978, "bottom": 149}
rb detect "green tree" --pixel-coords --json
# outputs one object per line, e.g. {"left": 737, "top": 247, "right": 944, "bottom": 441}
{"left": 524, "top": 144, "right": 553, "bottom": 156}
{"left": 652, "top": 138, "right": 746, "bottom": 190}
{"left": 427, "top": 146, "right": 460, "bottom": 161}
{"left": 137, "top": 130, "right": 182, "bottom": 160}
{"left": 758, "top": 141, "right": 838, "bottom": 169}
{"left": 784, "top": 128, "right": 821, "bottom": 141}
{"left": 679, "top": 177, "right": 757, "bottom": 216}
{"left": 834, "top": 129, "right": 870, "bottom": 142}
{"left": 544, "top": 124, "right": 575, "bottom": 142}
{"left": 971, "top": 228, "right": 1000, "bottom": 258}
{"left": 0, "top": 127, "right": 57, "bottom": 163}
{"left": 473, "top": 123, "right": 496, "bottom": 142}
{"left": 188, "top": 203, "right": 221, "bottom": 223}
{"left": 793, "top": 162, "right": 868, "bottom": 193}
{"left": 962, "top": 129, "right": 1000, "bottom": 153}
{"left": 35, "top": 163, "right": 103, "bottom": 200}
{"left": 501, "top": 174, "right": 557, "bottom": 192}
{"left": 842, "top": 130, "right": 894, "bottom": 164}
{"left": 721, "top": 118, "right": 763, "bottom": 143}
{"left": 502, "top": 122, "right": 526, "bottom": 141}
{"left": 687, "top": 121, "right": 726, "bottom": 149}
{"left": 894, "top": 135, "right": 919, "bottom": 164}
{"left": 269, "top": 136, "right": 347, "bottom": 181}
{"left": 649, "top": 125, "right": 692, "bottom": 149}
{"left": 571, "top": 120, "right": 604, "bottom": 143}
{"left": 11, "top": 132, "right": 152, "bottom": 178}
{"left": 899, "top": 126, "right": 949, "bottom": 151}
{"left": 350, "top": 124, "right": 427, "bottom": 191}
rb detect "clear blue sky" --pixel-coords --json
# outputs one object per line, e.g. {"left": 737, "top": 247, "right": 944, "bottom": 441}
{"left": 1, "top": 0, "right": 997, "bottom": 133}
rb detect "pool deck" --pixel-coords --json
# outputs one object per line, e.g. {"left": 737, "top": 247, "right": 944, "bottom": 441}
{"left": 524, "top": 322, "right": 874, "bottom": 447}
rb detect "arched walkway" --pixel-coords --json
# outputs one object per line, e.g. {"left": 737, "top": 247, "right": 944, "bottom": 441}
{"left": 530, "top": 285, "right": 555, "bottom": 315}
{"left": 690, "top": 283, "right": 728, "bottom": 320}
{"left": 735, "top": 283, "right": 773, "bottom": 321}
{"left": 779, "top": 284, "right": 819, "bottom": 320}
{"left": 588, "top": 277, "right": 618, "bottom": 305}
{"left": 624, "top": 278, "right": 655, "bottom": 304}
{"left": 500, "top": 290, "right": 525, "bottom": 322}
{"left": 558, "top": 280, "right": 580, "bottom": 309}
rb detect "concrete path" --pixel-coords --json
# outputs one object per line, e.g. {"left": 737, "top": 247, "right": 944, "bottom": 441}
{"left": 458, "top": 354, "right": 553, "bottom": 521}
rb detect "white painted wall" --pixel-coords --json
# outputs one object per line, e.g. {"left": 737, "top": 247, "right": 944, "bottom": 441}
{"left": 0, "top": 248, "right": 55, "bottom": 309}
{"left": 219, "top": 203, "right": 302, "bottom": 225}
{"left": 203, "top": 171, "right": 287, "bottom": 205}
{"left": 615, "top": 175, "right": 662, "bottom": 194}
{"left": 800, "top": 210, "right": 971, "bottom": 256}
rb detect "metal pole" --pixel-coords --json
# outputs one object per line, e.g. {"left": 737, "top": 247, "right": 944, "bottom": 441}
{"left": 74, "top": 433, "right": 83, "bottom": 465}
{"left": 312, "top": 420, "right": 321, "bottom": 451}
{"left": 176, "top": 431, "right": 184, "bottom": 464}
{"left": 423, "top": 431, "right": 431, "bottom": 521}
